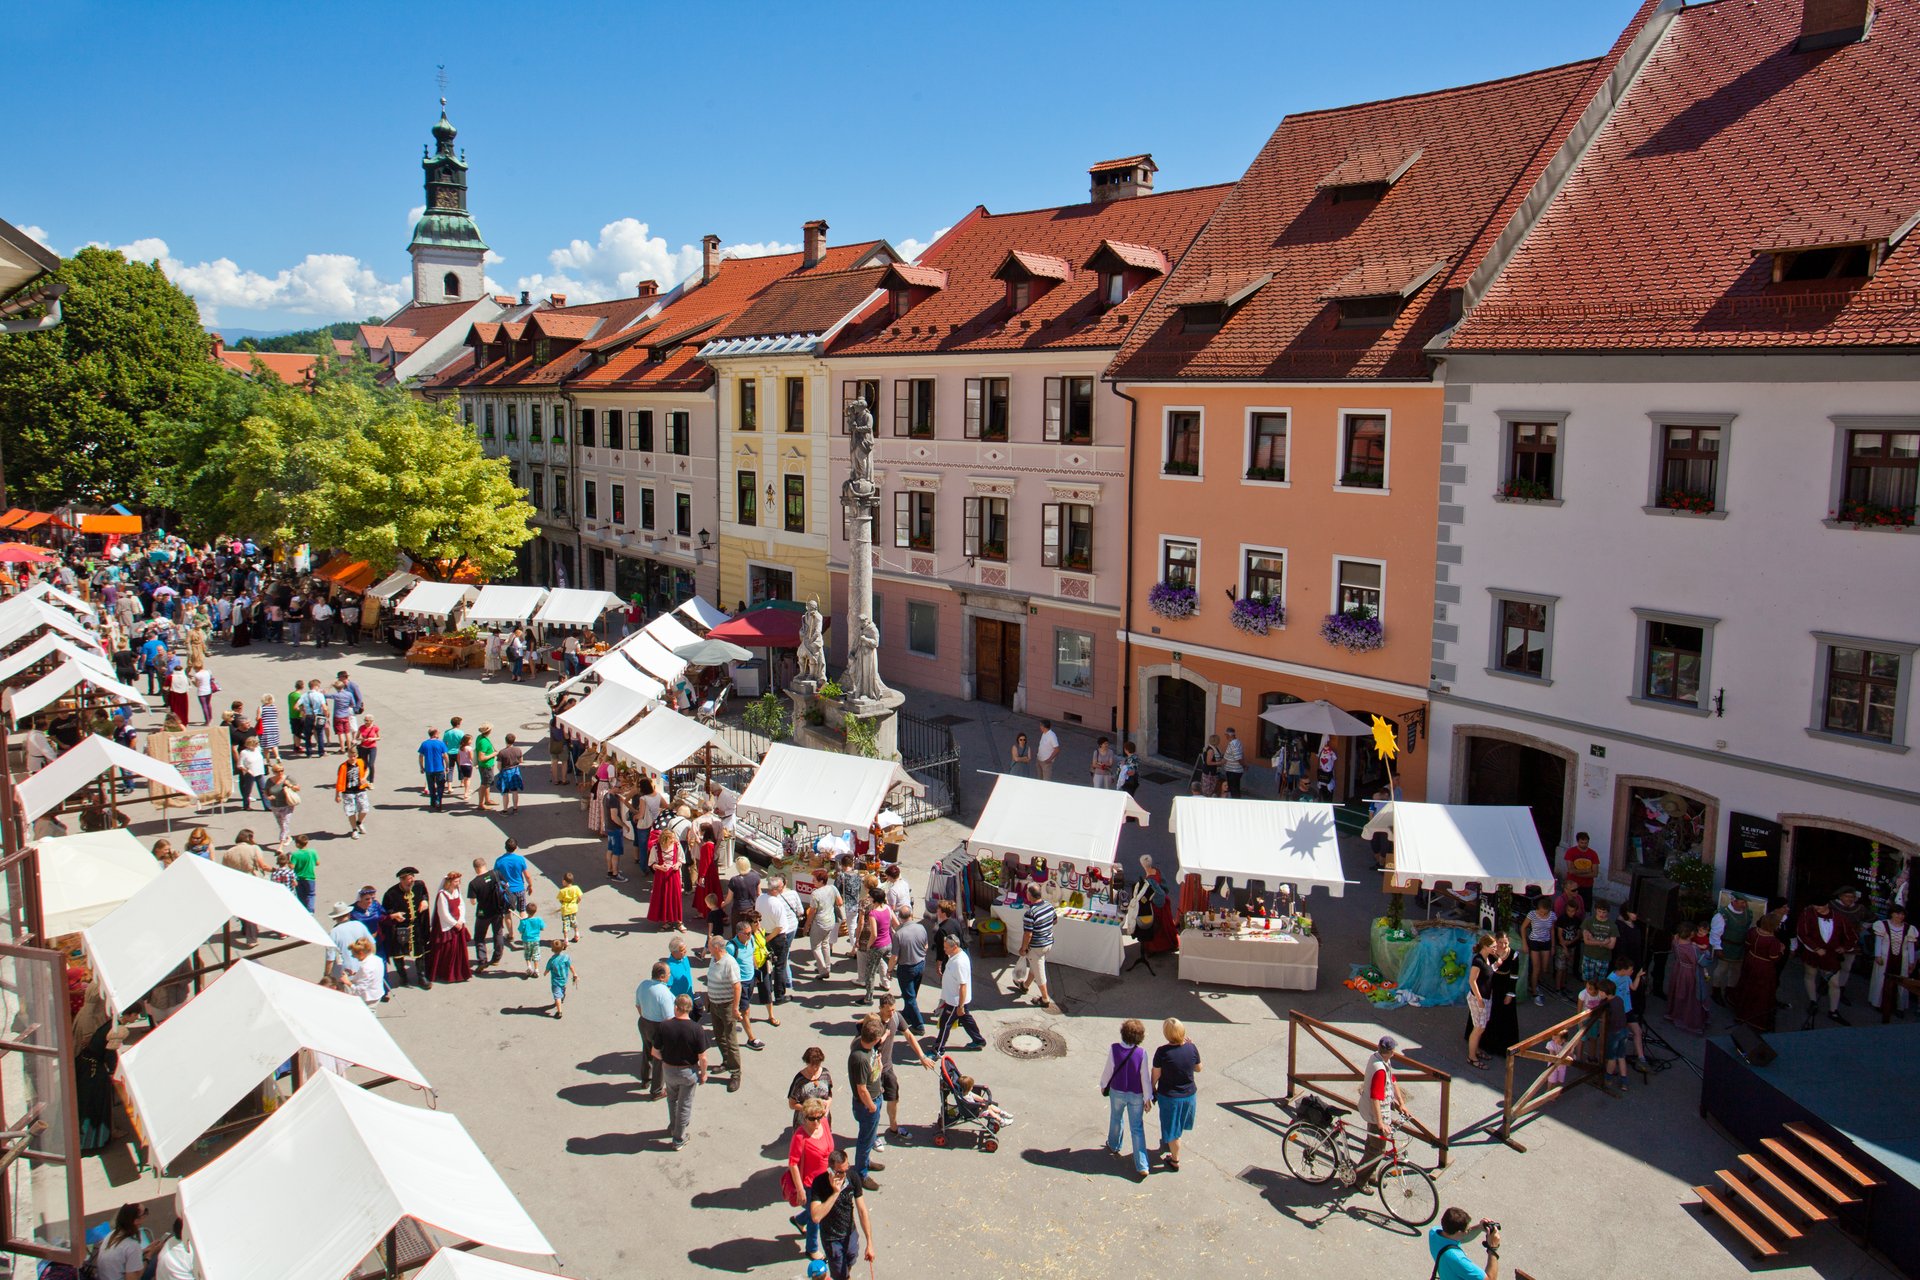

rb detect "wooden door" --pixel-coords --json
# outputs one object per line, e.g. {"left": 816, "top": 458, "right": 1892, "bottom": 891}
{"left": 973, "top": 617, "right": 1020, "bottom": 707}
{"left": 1155, "top": 676, "right": 1204, "bottom": 764}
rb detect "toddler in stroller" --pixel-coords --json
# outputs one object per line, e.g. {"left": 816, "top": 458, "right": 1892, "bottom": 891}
{"left": 933, "top": 1055, "right": 1012, "bottom": 1150}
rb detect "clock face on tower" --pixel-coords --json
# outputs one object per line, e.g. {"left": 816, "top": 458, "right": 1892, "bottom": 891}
{"left": 431, "top": 186, "right": 461, "bottom": 210}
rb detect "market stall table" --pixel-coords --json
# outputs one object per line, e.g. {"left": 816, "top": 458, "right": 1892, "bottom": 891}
{"left": 1180, "top": 924, "right": 1321, "bottom": 989}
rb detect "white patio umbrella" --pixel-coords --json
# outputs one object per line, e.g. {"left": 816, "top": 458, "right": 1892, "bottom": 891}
{"left": 1257, "top": 699, "right": 1371, "bottom": 737}
{"left": 672, "top": 638, "right": 753, "bottom": 667}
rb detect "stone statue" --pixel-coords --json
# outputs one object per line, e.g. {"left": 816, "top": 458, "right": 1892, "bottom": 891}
{"left": 847, "top": 617, "right": 885, "bottom": 704}
{"left": 797, "top": 597, "right": 827, "bottom": 686}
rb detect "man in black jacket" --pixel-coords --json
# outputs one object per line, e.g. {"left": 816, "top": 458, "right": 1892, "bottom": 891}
{"left": 468, "top": 856, "right": 507, "bottom": 971}
{"left": 382, "top": 867, "right": 432, "bottom": 990}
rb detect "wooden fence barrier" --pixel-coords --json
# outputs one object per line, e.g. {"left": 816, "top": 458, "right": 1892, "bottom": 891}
{"left": 1498, "top": 1005, "right": 1604, "bottom": 1149}
{"left": 1285, "top": 1008, "right": 1455, "bottom": 1168}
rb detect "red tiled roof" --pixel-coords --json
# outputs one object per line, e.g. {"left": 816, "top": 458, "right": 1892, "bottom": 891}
{"left": 712, "top": 265, "right": 892, "bottom": 340}
{"left": 1753, "top": 206, "right": 1919, "bottom": 255}
{"left": 1112, "top": 59, "right": 1601, "bottom": 382}
{"left": 1169, "top": 269, "right": 1270, "bottom": 308}
{"left": 1091, "top": 155, "right": 1156, "bottom": 174}
{"left": 1450, "top": 0, "right": 1920, "bottom": 352}
{"left": 385, "top": 333, "right": 426, "bottom": 353}
{"left": 331, "top": 338, "right": 355, "bottom": 357}
{"left": 469, "top": 321, "right": 502, "bottom": 345}
{"left": 378, "top": 298, "right": 479, "bottom": 344}
{"left": 418, "top": 348, "right": 475, "bottom": 390}
{"left": 216, "top": 349, "right": 320, "bottom": 385}
{"left": 1321, "top": 254, "right": 1450, "bottom": 300}
{"left": 995, "top": 250, "right": 1074, "bottom": 283}
{"left": 526, "top": 311, "right": 604, "bottom": 341}
{"left": 880, "top": 263, "right": 949, "bottom": 290}
{"left": 1318, "top": 144, "right": 1423, "bottom": 190}
{"left": 1084, "top": 240, "right": 1169, "bottom": 274}
{"left": 832, "top": 184, "right": 1228, "bottom": 358}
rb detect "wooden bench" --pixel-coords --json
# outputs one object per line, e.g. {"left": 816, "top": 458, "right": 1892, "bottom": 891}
{"left": 1694, "top": 1184, "right": 1783, "bottom": 1258}
{"left": 1786, "top": 1122, "right": 1882, "bottom": 1189}
{"left": 1715, "top": 1169, "right": 1804, "bottom": 1240}
{"left": 1739, "top": 1153, "right": 1831, "bottom": 1222}
{"left": 1761, "top": 1138, "right": 1862, "bottom": 1205}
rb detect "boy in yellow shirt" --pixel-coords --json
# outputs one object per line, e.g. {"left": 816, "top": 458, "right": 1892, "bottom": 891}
{"left": 556, "top": 871, "right": 583, "bottom": 943}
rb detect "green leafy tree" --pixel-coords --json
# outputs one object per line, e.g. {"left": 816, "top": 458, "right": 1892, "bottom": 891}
{"left": 0, "top": 247, "right": 211, "bottom": 508}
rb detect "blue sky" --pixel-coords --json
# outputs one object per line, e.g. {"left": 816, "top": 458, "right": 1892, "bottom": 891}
{"left": 6, "top": 0, "right": 1640, "bottom": 333}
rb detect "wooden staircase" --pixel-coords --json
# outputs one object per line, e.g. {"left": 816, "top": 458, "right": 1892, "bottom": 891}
{"left": 1692, "top": 1121, "right": 1881, "bottom": 1259}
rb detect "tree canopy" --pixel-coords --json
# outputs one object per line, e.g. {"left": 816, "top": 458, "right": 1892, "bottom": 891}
{"left": 0, "top": 247, "right": 211, "bottom": 508}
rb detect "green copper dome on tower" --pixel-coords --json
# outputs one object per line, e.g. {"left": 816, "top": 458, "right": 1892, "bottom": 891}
{"left": 409, "top": 99, "right": 488, "bottom": 253}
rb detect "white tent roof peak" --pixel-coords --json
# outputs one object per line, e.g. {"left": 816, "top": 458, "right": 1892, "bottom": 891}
{"left": 615, "top": 631, "right": 688, "bottom": 685}
{"left": 968, "top": 775, "right": 1148, "bottom": 871}
{"left": 556, "top": 681, "right": 652, "bottom": 746}
{"left": 17, "top": 734, "right": 195, "bottom": 822}
{"left": 1170, "top": 797, "right": 1349, "bottom": 894}
{"left": 675, "top": 597, "right": 731, "bottom": 632}
{"left": 1381, "top": 802, "right": 1555, "bottom": 894}
{"left": 0, "top": 632, "right": 113, "bottom": 686}
{"left": 33, "top": 829, "right": 164, "bottom": 936}
{"left": 10, "top": 657, "right": 146, "bottom": 723}
{"left": 366, "top": 570, "right": 421, "bottom": 601}
{"left": 547, "top": 648, "right": 664, "bottom": 702}
{"left": 736, "top": 743, "right": 924, "bottom": 834}
{"left": 8, "top": 581, "right": 97, "bottom": 617}
{"left": 0, "top": 601, "right": 102, "bottom": 653}
{"left": 178, "top": 1072, "right": 553, "bottom": 1280}
{"left": 117, "top": 960, "right": 430, "bottom": 1167}
{"left": 84, "top": 853, "right": 334, "bottom": 1013}
{"left": 395, "top": 581, "right": 479, "bottom": 619}
{"left": 605, "top": 706, "right": 752, "bottom": 775}
{"left": 467, "top": 584, "right": 548, "bottom": 625}
{"left": 638, "top": 611, "right": 702, "bottom": 655}
{"left": 535, "top": 588, "right": 623, "bottom": 628}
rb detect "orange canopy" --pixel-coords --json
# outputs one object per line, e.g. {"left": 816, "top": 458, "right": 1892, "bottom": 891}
{"left": 13, "top": 514, "right": 49, "bottom": 531}
{"left": 311, "top": 554, "right": 355, "bottom": 581}
{"left": 78, "top": 514, "right": 142, "bottom": 535}
{"left": 0, "top": 510, "right": 25, "bottom": 530}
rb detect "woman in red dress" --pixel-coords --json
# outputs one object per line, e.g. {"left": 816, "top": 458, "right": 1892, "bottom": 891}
{"left": 428, "top": 870, "right": 473, "bottom": 983}
{"left": 648, "top": 820, "right": 685, "bottom": 930}
{"left": 694, "top": 824, "right": 723, "bottom": 930}
{"left": 1137, "top": 854, "right": 1181, "bottom": 954}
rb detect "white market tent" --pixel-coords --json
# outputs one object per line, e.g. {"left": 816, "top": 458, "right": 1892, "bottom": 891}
{"left": 467, "top": 584, "right": 548, "bottom": 626}
{"left": 10, "top": 658, "right": 146, "bottom": 723}
{"left": 968, "top": 774, "right": 1148, "bottom": 870}
{"left": 1169, "top": 797, "right": 1350, "bottom": 895}
{"left": 639, "top": 611, "right": 703, "bottom": 656}
{"left": 1379, "top": 801, "right": 1555, "bottom": 894}
{"left": 365, "top": 570, "right": 421, "bottom": 601}
{"left": 0, "top": 601, "right": 102, "bottom": 653}
{"left": 550, "top": 649, "right": 664, "bottom": 702}
{"left": 557, "top": 681, "right": 655, "bottom": 745}
{"left": 84, "top": 854, "right": 334, "bottom": 1013}
{"left": 606, "top": 707, "right": 750, "bottom": 775}
{"left": 117, "top": 960, "right": 431, "bottom": 1168}
{"left": 178, "top": 1073, "right": 553, "bottom": 1280}
{"left": 618, "top": 631, "right": 688, "bottom": 685}
{"left": 417, "top": 1252, "right": 581, "bottom": 1280}
{"left": 534, "top": 588, "right": 623, "bottom": 629}
{"left": 8, "top": 581, "right": 97, "bottom": 617}
{"left": 34, "top": 829, "right": 163, "bottom": 936}
{"left": 737, "top": 742, "right": 924, "bottom": 834}
{"left": 0, "top": 632, "right": 113, "bottom": 685}
{"left": 17, "top": 734, "right": 196, "bottom": 823}
{"left": 675, "top": 597, "right": 730, "bottom": 632}
{"left": 394, "top": 581, "right": 479, "bottom": 620}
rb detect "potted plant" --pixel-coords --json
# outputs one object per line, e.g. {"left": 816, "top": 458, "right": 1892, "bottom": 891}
{"left": 1657, "top": 487, "right": 1716, "bottom": 514}
{"left": 1162, "top": 459, "right": 1199, "bottom": 477}
{"left": 1498, "top": 476, "right": 1553, "bottom": 501}
{"left": 1148, "top": 581, "right": 1198, "bottom": 620}
{"left": 1245, "top": 464, "right": 1287, "bottom": 482}
{"left": 1229, "top": 594, "right": 1286, "bottom": 635}
{"left": 1832, "top": 499, "right": 1915, "bottom": 528}
{"left": 1340, "top": 468, "right": 1384, "bottom": 489}
{"left": 1319, "top": 609, "right": 1384, "bottom": 653}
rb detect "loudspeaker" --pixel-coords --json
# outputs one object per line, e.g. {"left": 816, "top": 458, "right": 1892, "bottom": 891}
{"left": 1630, "top": 873, "right": 1684, "bottom": 934}
{"left": 1730, "top": 1024, "right": 1776, "bottom": 1067}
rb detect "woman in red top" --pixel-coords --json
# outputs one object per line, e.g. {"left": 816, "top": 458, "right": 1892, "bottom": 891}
{"left": 787, "top": 1098, "right": 834, "bottom": 1258}
{"left": 357, "top": 716, "right": 382, "bottom": 783}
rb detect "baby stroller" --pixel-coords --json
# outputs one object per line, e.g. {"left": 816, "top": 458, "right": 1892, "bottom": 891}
{"left": 931, "top": 1055, "right": 1001, "bottom": 1152}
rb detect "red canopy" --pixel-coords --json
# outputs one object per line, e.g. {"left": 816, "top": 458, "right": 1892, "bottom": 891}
{"left": 0, "top": 543, "right": 55, "bottom": 564}
{"left": 705, "top": 607, "right": 816, "bottom": 649}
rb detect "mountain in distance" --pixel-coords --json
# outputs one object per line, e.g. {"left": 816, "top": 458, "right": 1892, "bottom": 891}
{"left": 204, "top": 317, "right": 381, "bottom": 353}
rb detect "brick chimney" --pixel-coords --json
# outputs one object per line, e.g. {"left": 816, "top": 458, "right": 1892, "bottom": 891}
{"left": 549, "top": 293, "right": 568, "bottom": 308}
{"left": 210, "top": 334, "right": 225, "bottom": 358}
{"left": 519, "top": 290, "right": 530, "bottom": 305}
{"left": 635, "top": 279, "right": 658, "bottom": 298}
{"left": 1089, "top": 155, "right": 1158, "bottom": 204}
{"left": 702, "top": 234, "right": 722, "bottom": 284}
{"left": 803, "top": 219, "right": 828, "bottom": 268}
{"left": 1799, "top": 0, "right": 1873, "bottom": 49}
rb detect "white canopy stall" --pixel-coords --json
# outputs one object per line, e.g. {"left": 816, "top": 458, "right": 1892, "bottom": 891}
{"left": 9, "top": 658, "right": 146, "bottom": 723}
{"left": 1372, "top": 802, "right": 1555, "bottom": 895}
{"left": 639, "top": 612, "right": 703, "bottom": 656}
{"left": 606, "top": 706, "right": 754, "bottom": 776}
{"left": 416, "top": 1252, "right": 582, "bottom": 1280}
{"left": 969, "top": 775, "right": 1148, "bottom": 976}
{"left": 178, "top": 1073, "right": 553, "bottom": 1280}
{"left": 556, "top": 681, "right": 655, "bottom": 747}
{"left": 117, "top": 960, "right": 430, "bottom": 1169}
{"left": 675, "top": 597, "right": 731, "bottom": 632}
{"left": 7, "top": 581, "right": 97, "bottom": 617}
{"left": 0, "top": 601, "right": 103, "bottom": 653}
{"left": 83, "top": 854, "right": 334, "bottom": 1014}
{"left": 365, "top": 570, "right": 421, "bottom": 601}
{"left": 617, "top": 631, "right": 689, "bottom": 689}
{"left": 735, "top": 743, "right": 922, "bottom": 866}
{"left": 393, "top": 581, "right": 479, "bottom": 621}
{"left": 33, "top": 829, "right": 163, "bottom": 937}
{"left": 548, "top": 648, "right": 665, "bottom": 703}
{"left": 466, "top": 584, "right": 548, "bottom": 626}
{"left": 17, "top": 734, "right": 195, "bottom": 824}
{"left": 534, "top": 588, "right": 623, "bottom": 630}
{"left": 0, "top": 632, "right": 112, "bottom": 685}
{"left": 1170, "top": 798, "right": 1348, "bottom": 990}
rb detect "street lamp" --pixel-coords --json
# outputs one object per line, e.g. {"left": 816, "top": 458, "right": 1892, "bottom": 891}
{"left": 697, "top": 529, "right": 711, "bottom": 549}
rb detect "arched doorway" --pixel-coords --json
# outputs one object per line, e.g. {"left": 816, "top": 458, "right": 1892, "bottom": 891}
{"left": 1782, "top": 817, "right": 1911, "bottom": 914}
{"left": 1462, "top": 732, "right": 1570, "bottom": 854}
{"left": 1155, "top": 676, "right": 1206, "bottom": 767}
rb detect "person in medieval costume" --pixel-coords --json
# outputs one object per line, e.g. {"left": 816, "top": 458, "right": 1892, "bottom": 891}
{"left": 1707, "top": 892, "right": 1753, "bottom": 1006}
{"left": 382, "top": 866, "right": 433, "bottom": 991}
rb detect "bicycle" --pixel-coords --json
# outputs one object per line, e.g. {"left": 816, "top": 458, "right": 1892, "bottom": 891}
{"left": 1280, "top": 1101, "right": 1439, "bottom": 1227}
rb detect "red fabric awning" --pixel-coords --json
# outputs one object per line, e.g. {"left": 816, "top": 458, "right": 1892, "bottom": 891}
{"left": 13, "top": 514, "right": 49, "bottom": 530}
{"left": 0, "top": 510, "right": 26, "bottom": 530}
{"left": 705, "top": 607, "right": 814, "bottom": 649}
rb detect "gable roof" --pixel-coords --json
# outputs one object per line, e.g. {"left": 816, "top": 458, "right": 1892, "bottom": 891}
{"left": 1449, "top": 0, "right": 1920, "bottom": 353}
{"left": 832, "top": 183, "right": 1228, "bottom": 358}
{"left": 214, "top": 348, "right": 321, "bottom": 386}
{"left": 1111, "top": 59, "right": 1603, "bottom": 382}
{"left": 438, "top": 295, "right": 660, "bottom": 391}
{"left": 709, "top": 260, "right": 894, "bottom": 344}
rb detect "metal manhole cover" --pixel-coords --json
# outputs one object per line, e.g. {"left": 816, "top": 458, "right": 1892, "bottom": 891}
{"left": 1143, "top": 771, "right": 1179, "bottom": 785}
{"left": 996, "top": 1026, "right": 1068, "bottom": 1060}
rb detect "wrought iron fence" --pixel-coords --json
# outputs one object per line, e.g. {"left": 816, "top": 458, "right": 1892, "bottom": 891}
{"left": 895, "top": 710, "right": 960, "bottom": 824}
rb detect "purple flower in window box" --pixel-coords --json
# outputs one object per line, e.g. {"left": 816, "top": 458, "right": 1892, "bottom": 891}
{"left": 1319, "top": 609, "right": 1384, "bottom": 653}
{"left": 1148, "top": 581, "right": 1198, "bottom": 620}
{"left": 1229, "top": 595, "right": 1286, "bottom": 635}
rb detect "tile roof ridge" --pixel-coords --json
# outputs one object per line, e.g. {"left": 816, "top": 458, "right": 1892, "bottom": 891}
{"left": 1284, "top": 55, "right": 1603, "bottom": 123}
{"left": 976, "top": 181, "right": 1236, "bottom": 224}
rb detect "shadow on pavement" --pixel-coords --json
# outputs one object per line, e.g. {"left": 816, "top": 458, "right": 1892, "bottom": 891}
{"left": 685, "top": 1237, "right": 795, "bottom": 1273}
{"left": 565, "top": 1129, "right": 667, "bottom": 1156}
{"left": 1020, "top": 1145, "right": 1138, "bottom": 1179}
{"left": 1238, "top": 1166, "right": 1415, "bottom": 1235}
{"left": 577, "top": 1049, "right": 649, "bottom": 1076}
{"left": 558, "top": 1080, "right": 646, "bottom": 1108}
{"left": 690, "top": 1164, "right": 785, "bottom": 1211}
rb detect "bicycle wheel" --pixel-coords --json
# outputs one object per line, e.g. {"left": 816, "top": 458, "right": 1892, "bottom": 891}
{"left": 1280, "top": 1122, "right": 1337, "bottom": 1185}
{"left": 1376, "top": 1159, "right": 1438, "bottom": 1226}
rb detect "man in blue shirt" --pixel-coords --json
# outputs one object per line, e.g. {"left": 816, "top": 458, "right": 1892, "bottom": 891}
{"left": 634, "top": 960, "right": 678, "bottom": 1100}
{"left": 417, "top": 727, "right": 449, "bottom": 810}
{"left": 493, "top": 839, "right": 531, "bottom": 916}
{"left": 1428, "top": 1208, "right": 1502, "bottom": 1280}
{"left": 138, "top": 634, "right": 165, "bottom": 694}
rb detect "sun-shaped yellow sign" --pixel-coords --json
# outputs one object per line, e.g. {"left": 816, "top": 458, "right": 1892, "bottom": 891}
{"left": 1370, "top": 714, "right": 1399, "bottom": 762}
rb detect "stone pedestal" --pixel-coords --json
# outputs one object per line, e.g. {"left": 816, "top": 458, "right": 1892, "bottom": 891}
{"left": 844, "top": 689, "right": 906, "bottom": 762}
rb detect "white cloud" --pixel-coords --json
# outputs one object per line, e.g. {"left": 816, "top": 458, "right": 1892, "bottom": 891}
{"left": 895, "top": 227, "right": 950, "bottom": 264}
{"left": 516, "top": 218, "right": 800, "bottom": 303}
{"left": 406, "top": 205, "right": 425, "bottom": 229}
{"left": 22, "top": 225, "right": 53, "bottom": 250}
{"left": 99, "top": 237, "right": 408, "bottom": 326}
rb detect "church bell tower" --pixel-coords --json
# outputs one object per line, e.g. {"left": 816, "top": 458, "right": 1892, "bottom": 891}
{"left": 408, "top": 99, "right": 487, "bottom": 306}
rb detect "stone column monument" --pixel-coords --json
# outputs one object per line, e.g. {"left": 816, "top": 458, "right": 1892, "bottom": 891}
{"left": 837, "top": 396, "right": 904, "bottom": 758}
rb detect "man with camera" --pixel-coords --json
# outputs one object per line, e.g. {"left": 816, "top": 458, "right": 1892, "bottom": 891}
{"left": 1428, "top": 1207, "right": 1502, "bottom": 1279}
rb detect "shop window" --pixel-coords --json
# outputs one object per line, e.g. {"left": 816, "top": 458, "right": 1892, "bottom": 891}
{"left": 1339, "top": 414, "right": 1387, "bottom": 489}
{"left": 1054, "top": 629, "right": 1094, "bottom": 693}
{"left": 907, "top": 601, "right": 938, "bottom": 657}
{"left": 1624, "top": 785, "right": 1707, "bottom": 869}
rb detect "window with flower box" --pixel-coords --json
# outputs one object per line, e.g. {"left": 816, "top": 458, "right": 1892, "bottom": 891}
{"left": 965, "top": 378, "right": 1010, "bottom": 441}
{"left": 894, "top": 491, "right": 935, "bottom": 550}
{"left": 1339, "top": 414, "right": 1387, "bottom": 489}
{"left": 1045, "top": 377, "right": 1094, "bottom": 444}
{"left": 1658, "top": 423, "right": 1721, "bottom": 512}
{"left": 963, "top": 496, "right": 1008, "bottom": 561}
{"left": 1839, "top": 427, "right": 1917, "bottom": 526}
{"left": 504, "top": 404, "right": 518, "bottom": 441}
{"left": 895, "top": 379, "right": 935, "bottom": 438}
{"left": 1246, "top": 412, "right": 1288, "bottom": 482}
{"left": 1336, "top": 559, "right": 1383, "bottom": 618}
{"left": 1162, "top": 539, "right": 1198, "bottom": 590}
{"left": 1164, "top": 410, "right": 1201, "bottom": 476}
{"left": 1500, "top": 414, "right": 1564, "bottom": 501}
{"left": 1041, "top": 503, "right": 1092, "bottom": 571}
{"left": 480, "top": 404, "right": 493, "bottom": 438}
{"left": 530, "top": 405, "right": 543, "bottom": 442}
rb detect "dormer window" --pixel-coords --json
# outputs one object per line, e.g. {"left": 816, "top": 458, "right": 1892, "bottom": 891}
{"left": 1169, "top": 271, "right": 1271, "bottom": 336}
{"left": 1321, "top": 255, "right": 1448, "bottom": 329}
{"left": 891, "top": 289, "right": 909, "bottom": 320}
{"left": 993, "top": 251, "right": 1071, "bottom": 317}
{"left": 1317, "top": 144, "right": 1422, "bottom": 204}
{"left": 1757, "top": 208, "right": 1917, "bottom": 284}
{"left": 877, "top": 263, "right": 947, "bottom": 323}
{"left": 1083, "top": 241, "right": 1169, "bottom": 311}
{"left": 1105, "top": 274, "right": 1126, "bottom": 306}
{"left": 1009, "top": 281, "right": 1031, "bottom": 313}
